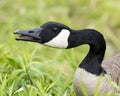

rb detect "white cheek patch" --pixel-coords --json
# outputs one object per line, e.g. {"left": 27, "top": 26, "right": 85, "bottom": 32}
{"left": 44, "top": 29, "right": 70, "bottom": 49}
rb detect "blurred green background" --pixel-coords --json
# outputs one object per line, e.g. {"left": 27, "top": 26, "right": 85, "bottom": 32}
{"left": 0, "top": 0, "right": 120, "bottom": 96}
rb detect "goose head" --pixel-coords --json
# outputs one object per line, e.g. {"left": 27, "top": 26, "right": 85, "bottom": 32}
{"left": 14, "top": 22, "right": 71, "bottom": 49}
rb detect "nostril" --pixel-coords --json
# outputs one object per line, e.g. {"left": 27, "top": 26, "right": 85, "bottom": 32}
{"left": 28, "top": 31, "right": 34, "bottom": 33}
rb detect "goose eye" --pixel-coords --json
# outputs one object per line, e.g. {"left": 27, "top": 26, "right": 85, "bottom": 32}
{"left": 52, "top": 27, "right": 58, "bottom": 31}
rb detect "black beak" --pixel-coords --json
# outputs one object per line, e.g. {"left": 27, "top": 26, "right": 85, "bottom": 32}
{"left": 14, "top": 27, "right": 43, "bottom": 43}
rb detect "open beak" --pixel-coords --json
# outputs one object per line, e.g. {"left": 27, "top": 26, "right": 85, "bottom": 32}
{"left": 14, "top": 27, "right": 42, "bottom": 43}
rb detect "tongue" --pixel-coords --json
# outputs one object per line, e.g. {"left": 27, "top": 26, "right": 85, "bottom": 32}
{"left": 17, "top": 35, "right": 33, "bottom": 39}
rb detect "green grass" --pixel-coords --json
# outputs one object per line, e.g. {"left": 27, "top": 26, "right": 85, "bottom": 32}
{"left": 0, "top": 0, "right": 120, "bottom": 96}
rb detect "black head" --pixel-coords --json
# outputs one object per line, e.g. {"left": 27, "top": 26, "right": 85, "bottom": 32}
{"left": 39, "top": 22, "right": 70, "bottom": 43}
{"left": 14, "top": 21, "right": 71, "bottom": 48}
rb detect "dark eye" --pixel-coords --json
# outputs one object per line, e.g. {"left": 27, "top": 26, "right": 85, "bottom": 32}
{"left": 52, "top": 27, "right": 58, "bottom": 31}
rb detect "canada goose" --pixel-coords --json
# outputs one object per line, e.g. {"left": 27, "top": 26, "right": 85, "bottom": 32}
{"left": 14, "top": 22, "right": 120, "bottom": 96}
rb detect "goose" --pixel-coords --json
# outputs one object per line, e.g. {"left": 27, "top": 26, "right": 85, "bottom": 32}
{"left": 14, "top": 22, "right": 120, "bottom": 96}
